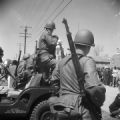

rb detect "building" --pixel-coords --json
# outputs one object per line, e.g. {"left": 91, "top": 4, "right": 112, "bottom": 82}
{"left": 110, "top": 48, "right": 120, "bottom": 68}
{"left": 93, "top": 56, "right": 110, "bottom": 68}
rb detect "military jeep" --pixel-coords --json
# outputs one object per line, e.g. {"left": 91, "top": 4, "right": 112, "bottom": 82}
{"left": 0, "top": 64, "right": 52, "bottom": 120}
{"left": 0, "top": 84, "right": 52, "bottom": 120}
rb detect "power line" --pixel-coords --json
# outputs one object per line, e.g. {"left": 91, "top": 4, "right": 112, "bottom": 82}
{"left": 32, "top": 0, "right": 62, "bottom": 39}
{"left": 32, "top": 0, "right": 55, "bottom": 33}
{"left": 33, "top": 0, "right": 65, "bottom": 40}
{"left": 52, "top": 0, "right": 72, "bottom": 21}
{"left": 33, "top": 0, "right": 72, "bottom": 41}
{"left": 43, "top": 0, "right": 65, "bottom": 24}
{"left": 26, "top": 0, "right": 41, "bottom": 19}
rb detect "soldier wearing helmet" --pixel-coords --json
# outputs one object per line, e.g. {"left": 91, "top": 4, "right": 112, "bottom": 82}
{"left": 15, "top": 53, "right": 35, "bottom": 89}
{"left": 49, "top": 29, "right": 106, "bottom": 120}
{"left": 44, "top": 21, "right": 56, "bottom": 30}
{"left": 38, "top": 21, "right": 57, "bottom": 81}
{"left": 39, "top": 21, "right": 56, "bottom": 50}
{"left": 74, "top": 29, "right": 95, "bottom": 47}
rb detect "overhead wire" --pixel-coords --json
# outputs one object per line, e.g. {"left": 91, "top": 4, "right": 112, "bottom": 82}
{"left": 18, "top": 0, "right": 46, "bottom": 32}
{"left": 34, "top": 0, "right": 72, "bottom": 41}
{"left": 29, "top": 0, "right": 72, "bottom": 54}
{"left": 25, "top": 0, "right": 52, "bottom": 52}
{"left": 25, "top": 0, "right": 39, "bottom": 19}
{"left": 33, "top": 0, "right": 65, "bottom": 41}
{"left": 27, "top": 0, "right": 43, "bottom": 23}
{"left": 15, "top": 0, "right": 44, "bottom": 55}
{"left": 32, "top": 0, "right": 55, "bottom": 34}
{"left": 25, "top": 0, "right": 46, "bottom": 31}
{"left": 17, "top": 0, "right": 37, "bottom": 25}
{"left": 41, "top": 0, "right": 65, "bottom": 26}
{"left": 33, "top": 0, "right": 65, "bottom": 40}
{"left": 52, "top": 0, "right": 72, "bottom": 21}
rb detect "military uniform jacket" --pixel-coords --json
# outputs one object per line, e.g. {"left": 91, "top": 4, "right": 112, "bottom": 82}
{"left": 51, "top": 49, "right": 104, "bottom": 109}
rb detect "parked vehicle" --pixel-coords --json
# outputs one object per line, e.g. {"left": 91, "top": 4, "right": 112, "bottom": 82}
{"left": 0, "top": 63, "right": 53, "bottom": 120}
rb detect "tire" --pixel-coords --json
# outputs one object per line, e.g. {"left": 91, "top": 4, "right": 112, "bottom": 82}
{"left": 30, "top": 100, "right": 51, "bottom": 120}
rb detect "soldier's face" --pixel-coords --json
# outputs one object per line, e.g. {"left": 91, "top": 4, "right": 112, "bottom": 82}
{"left": 47, "top": 28, "right": 53, "bottom": 35}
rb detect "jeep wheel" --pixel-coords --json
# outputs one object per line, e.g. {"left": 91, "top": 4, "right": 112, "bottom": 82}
{"left": 30, "top": 100, "right": 51, "bottom": 120}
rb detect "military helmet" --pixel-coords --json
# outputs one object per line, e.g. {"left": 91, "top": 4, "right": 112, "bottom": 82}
{"left": 74, "top": 29, "right": 95, "bottom": 47}
{"left": 44, "top": 21, "right": 56, "bottom": 30}
{"left": 4, "top": 59, "right": 12, "bottom": 67}
{"left": 22, "top": 53, "right": 30, "bottom": 60}
{"left": 0, "top": 47, "right": 3, "bottom": 56}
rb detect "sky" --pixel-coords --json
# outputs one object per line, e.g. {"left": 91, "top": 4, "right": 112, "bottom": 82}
{"left": 0, "top": 0, "right": 120, "bottom": 60}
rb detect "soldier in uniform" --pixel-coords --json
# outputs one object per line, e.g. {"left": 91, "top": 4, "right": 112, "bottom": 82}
{"left": 16, "top": 53, "right": 33, "bottom": 89}
{"left": 37, "top": 21, "right": 57, "bottom": 80}
{"left": 49, "top": 30, "right": 106, "bottom": 120}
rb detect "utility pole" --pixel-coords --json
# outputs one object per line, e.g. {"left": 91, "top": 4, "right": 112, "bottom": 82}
{"left": 20, "top": 26, "right": 32, "bottom": 54}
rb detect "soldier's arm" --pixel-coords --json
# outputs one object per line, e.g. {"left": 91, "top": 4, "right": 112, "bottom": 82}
{"left": 83, "top": 58, "right": 102, "bottom": 88}
{"left": 83, "top": 58, "right": 106, "bottom": 107}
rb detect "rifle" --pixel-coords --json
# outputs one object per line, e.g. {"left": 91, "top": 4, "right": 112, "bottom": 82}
{"left": 62, "top": 18, "right": 101, "bottom": 120}
{"left": 0, "top": 63, "right": 16, "bottom": 81}
{"left": 14, "top": 50, "right": 22, "bottom": 77}
{"left": 62, "top": 18, "right": 85, "bottom": 95}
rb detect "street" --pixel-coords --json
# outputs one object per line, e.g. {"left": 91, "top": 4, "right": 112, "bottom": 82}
{"left": 102, "top": 85, "right": 119, "bottom": 120}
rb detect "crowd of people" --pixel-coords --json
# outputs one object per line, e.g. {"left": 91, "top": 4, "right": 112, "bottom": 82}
{"left": 97, "top": 66, "right": 120, "bottom": 87}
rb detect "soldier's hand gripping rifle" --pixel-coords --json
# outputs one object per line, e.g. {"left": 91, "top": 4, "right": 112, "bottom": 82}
{"left": 62, "top": 18, "right": 101, "bottom": 120}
